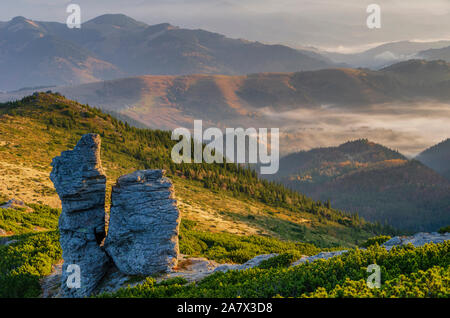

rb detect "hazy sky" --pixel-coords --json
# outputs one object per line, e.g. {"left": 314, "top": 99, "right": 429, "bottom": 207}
{"left": 1, "top": 0, "right": 449, "bottom": 52}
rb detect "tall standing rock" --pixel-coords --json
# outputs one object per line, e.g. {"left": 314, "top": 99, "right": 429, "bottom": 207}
{"left": 50, "top": 133, "right": 110, "bottom": 297}
{"left": 105, "top": 170, "right": 180, "bottom": 275}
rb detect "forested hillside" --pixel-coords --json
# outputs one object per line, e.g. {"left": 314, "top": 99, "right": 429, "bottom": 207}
{"left": 416, "top": 139, "right": 450, "bottom": 180}
{"left": 0, "top": 93, "right": 395, "bottom": 244}
{"left": 270, "top": 140, "right": 450, "bottom": 231}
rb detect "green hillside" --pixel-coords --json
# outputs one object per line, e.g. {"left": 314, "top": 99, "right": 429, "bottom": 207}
{"left": 0, "top": 92, "right": 393, "bottom": 243}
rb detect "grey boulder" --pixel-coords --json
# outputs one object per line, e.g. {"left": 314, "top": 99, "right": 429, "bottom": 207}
{"left": 105, "top": 170, "right": 180, "bottom": 276}
{"left": 50, "top": 133, "right": 110, "bottom": 298}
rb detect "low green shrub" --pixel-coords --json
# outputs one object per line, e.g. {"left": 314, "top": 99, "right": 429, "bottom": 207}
{"left": 0, "top": 231, "right": 61, "bottom": 297}
{"left": 100, "top": 241, "right": 449, "bottom": 298}
{"left": 258, "top": 252, "right": 302, "bottom": 269}
{"left": 360, "top": 235, "right": 391, "bottom": 248}
{"left": 438, "top": 226, "right": 450, "bottom": 234}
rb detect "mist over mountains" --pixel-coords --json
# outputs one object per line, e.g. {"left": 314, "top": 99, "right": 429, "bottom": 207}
{"left": 2, "top": 59, "right": 449, "bottom": 156}
{"left": 324, "top": 40, "right": 450, "bottom": 69}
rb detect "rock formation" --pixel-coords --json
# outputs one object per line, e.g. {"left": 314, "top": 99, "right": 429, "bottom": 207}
{"left": 105, "top": 170, "right": 180, "bottom": 275}
{"left": 291, "top": 250, "right": 348, "bottom": 266}
{"left": 50, "top": 133, "right": 110, "bottom": 298}
{"left": 214, "top": 254, "right": 279, "bottom": 273}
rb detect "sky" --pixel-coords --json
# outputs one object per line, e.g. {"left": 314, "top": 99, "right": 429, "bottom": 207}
{"left": 1, "top": 0, "right": 449, "bottom": 52}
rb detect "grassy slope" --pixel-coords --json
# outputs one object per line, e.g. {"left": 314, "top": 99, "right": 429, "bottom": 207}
{"left": 0, "top": 92, "right": 390, "bottom": 247}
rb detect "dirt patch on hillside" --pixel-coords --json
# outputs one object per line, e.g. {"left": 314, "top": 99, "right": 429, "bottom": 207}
{"left": 0, "top": 161, "right": 60, "bottom": 208}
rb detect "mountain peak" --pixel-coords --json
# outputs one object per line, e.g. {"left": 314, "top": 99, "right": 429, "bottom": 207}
{"left": 85, "top": 14, "right": 147, "bottom": 28}
{"left": 337, "top": 139, "right": 405, "bottom": 161}
{"left": 10, "top": 16, "right": 28, "bottom": 23}
{"left": 6, "top": 16, "right": 40, "bottom": 28}
{"left": 3, "top": 16, "right": 44, "bottom": 34}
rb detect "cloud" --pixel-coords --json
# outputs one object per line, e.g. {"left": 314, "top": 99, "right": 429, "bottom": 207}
{"left": 261, "top": 102, "right": 450, "bottom": 157}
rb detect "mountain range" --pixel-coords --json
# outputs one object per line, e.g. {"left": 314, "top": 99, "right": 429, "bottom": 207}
{"left": 3, "top": 13, "right": 450, "bottom": 92}
{"left": 1, "top": 59, "right": 449, "bottom": 132}
{"left": 268, "top": 139, "right": 450, "bottom": 231}
{"left": 0, "top": 14, "right": 332, "bottom": 91}
{"left": 324, "top": 40, "right": 450, "bottom": 69}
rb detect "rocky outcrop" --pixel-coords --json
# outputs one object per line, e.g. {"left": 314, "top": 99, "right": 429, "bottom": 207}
{"left": 383, "top": 232, "right": 450, "bottom": 250}
{"left": 105, "top": 170, "right": 180, "bottom": 275}
{"left": 289, "top": 233, "right": 450, "bottom": 266}
{"left": 50, "top": 133, "right": 110, "bottom": 298}
{"left": 48, "top": 134, "right": 449, "bottom": 297}
{"left": 96, "top": 256, "right": 219, "bottom": 295}
{"left": 291, "top": 250, "right": 348, "bottom": 266}
{"left": 214, "top": 254, "right": 279, "bottom": 273}
{"left": 49, "top": 134, "right": 182, "bottom": 297}
{"left": 0, "top": 198, "right": 32, "bottom": 212}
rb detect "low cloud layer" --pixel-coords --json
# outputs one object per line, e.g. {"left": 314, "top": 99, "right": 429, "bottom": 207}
{"left": 262, "top": 102, "right": 450, "bottom": 157}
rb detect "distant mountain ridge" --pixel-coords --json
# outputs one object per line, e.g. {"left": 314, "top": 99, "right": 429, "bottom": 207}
{"left": 0, "top": 16, "right": 123, "bottom": 91}
{"left": 0, "top": 14, "right": 332, "bottom": 91}
{"left": 418, "top": 46, "right": 450, "bottom": 64}
{"left": 325, "top": 40, "right": 450, "bottom": 68}
{"left": 1, "top": 59, "right": 448, "bottom": 132}
{"left": 0, "top": 60, "right": 450, "bottom": 139}
{"left": 269, "top": 139, "right": 450, "bottom": 232}
{"left": 272, "top": 139, "right": 407, "bottom": 179}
